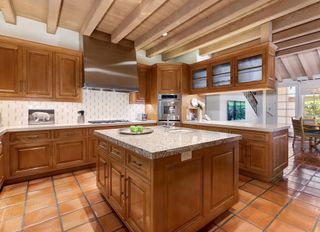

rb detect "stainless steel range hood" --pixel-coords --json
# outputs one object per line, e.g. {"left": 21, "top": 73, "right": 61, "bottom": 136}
{"left": 83, "top": 35, "right": 139, "bottom": 92}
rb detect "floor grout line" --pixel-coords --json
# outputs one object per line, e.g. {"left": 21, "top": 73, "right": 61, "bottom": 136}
{"left": 51, "top": 176, "right": 65, "bottom": 232}
{"left": 20, "top": 181, "right": 30, "bottom": 231}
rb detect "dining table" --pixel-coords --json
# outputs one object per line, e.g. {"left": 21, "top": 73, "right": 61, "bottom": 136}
{"left": 304, "top": 123, "right": 320, "bottom": 151}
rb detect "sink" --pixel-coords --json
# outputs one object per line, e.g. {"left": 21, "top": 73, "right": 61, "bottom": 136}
{"left": 167, "top": 128, "right": 193, "bottom": 133}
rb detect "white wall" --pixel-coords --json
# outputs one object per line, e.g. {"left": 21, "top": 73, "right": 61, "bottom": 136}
{"left": 0, "top": 12, "right": 80, "bottom": 50}
{"left": 206, "top": 92, "right": 263, "bottom": 123}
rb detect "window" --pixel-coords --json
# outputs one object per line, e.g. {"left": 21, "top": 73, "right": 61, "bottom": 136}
{"left": 277, "top": 86, "right": 296, "bottom": 125}
{"left": 303, "top": 93, "right": 320, "bottom": 123}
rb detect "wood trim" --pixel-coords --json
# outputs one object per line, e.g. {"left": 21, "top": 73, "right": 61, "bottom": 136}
{"left": 47, "top": 0, "right": 63, "bottom": 34}
{"left": 80, "top": 0, "right": 114, "bottom": 36}
{"left": 276, "top": 32, "right": 320, "bottom": 51}
{"left": 276, "top": 40, "right": 320, "bottom": 57}
{"left": 0, "top": 0, "right": 16, "bottom": 24}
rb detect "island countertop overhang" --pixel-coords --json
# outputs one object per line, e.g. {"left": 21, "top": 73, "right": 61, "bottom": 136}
{"left": 94, "top": 126, "right": 242, "bottom": 159}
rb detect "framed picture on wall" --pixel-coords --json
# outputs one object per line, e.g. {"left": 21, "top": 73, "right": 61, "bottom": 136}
{"left": 227, "top": 101, "right": 245, "bottom": 120}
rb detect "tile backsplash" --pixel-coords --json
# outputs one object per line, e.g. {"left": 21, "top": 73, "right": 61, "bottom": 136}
{"left": 0, "top": 89, "right": 145, "bottom": 126}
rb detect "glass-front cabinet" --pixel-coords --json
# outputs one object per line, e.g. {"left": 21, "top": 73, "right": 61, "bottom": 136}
{"left": 211, "top": 61, "right": 232, "bottom": 88}
{"left": 236, "top": 54, "right": 263, "bottom": 84}
{"left": 190, "top": 65, "right": 208, "bottom": 91}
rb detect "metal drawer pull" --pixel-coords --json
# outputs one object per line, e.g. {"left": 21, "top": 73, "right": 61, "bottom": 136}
{"left": 132, "top": 160, "right": 142, "bottom": 167}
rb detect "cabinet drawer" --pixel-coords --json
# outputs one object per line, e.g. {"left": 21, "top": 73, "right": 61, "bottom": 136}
{"left": 126, "top": 152, "right": 150, "bottom": 179}
{"left": 10, "top": 131, "right": 51, "bottom": 143}
{"left": 54, "top": 128, "right": 86, "bottom": 139}
{"left": 108, "top": 143, "right": 125, "bottom": 163}
{"left": 98, "top": 140, "right": 109, "bottom": 151}
{"left": 228, "top": 129, "right": 268, "bottom": 142}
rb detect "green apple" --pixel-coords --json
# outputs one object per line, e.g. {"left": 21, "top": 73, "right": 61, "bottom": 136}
{"left": 137, "top": 126, "right": 144, "bottom": 133}
{"left": 130, "top": 126, "right": 138, "bottom": 133}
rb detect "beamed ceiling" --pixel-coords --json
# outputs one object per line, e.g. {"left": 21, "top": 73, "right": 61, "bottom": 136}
{"left": 0, "top": 0, "right": 320, "bottom": 82}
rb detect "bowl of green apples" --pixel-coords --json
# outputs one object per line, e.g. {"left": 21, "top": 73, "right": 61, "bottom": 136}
{"left": 119, "top": 126, "right": 153, "bottom": 135}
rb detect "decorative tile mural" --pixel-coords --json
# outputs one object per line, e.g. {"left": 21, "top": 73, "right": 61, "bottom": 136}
{"left": 0, "top": 89, "right": 145, "bottom": 126}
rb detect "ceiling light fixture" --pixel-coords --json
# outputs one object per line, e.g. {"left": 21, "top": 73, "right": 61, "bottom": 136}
{"left": 162, "top": 32, "right": 168, "bottom": 37}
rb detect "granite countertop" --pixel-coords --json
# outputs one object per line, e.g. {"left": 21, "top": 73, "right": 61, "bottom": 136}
{"left": 183, "top": 120, "right": 290, "bottom": 132}
{"left": 94, "top": 126, "right": 242, "bottom": 159}
{"left": 0, "top": 120, "right": 156, "bottom": 135}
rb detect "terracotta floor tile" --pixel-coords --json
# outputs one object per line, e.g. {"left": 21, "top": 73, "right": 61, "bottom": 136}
{"left": 230, "top": 201, "right": 246, "bottom": 214}
{"left": 222, "top": 216, "right": 261, "bottom": 232}
{"left": 53, "top": 176, "right": 76, "bottom": 186}
{"left": 0, "top": 203, "right": 25, "bottom": 220}
{"left": 56, "top": 189, "right": 84, "bottom": 203}
{"left": 73, "top": 169, "right": 93, "bottom": 176}
{"left": 249, "top": 180, "right": 272, "bottom": 189}
{"left": 250, "top": 198, "right": 281, "bottom": 216}
{"left": 312, "top": 176, "right": 320, "bottom": 183}
{"left": 59, "top": 196, "right": 88, "bottom": 215}
{"left": 238, "top": 190, "right": 256, "bottom": 204}
{"left": 98, "top": 212, "right": 123, "bottom": 232}
{"left": 260, "top": 190, "right": 291, "bottom": 206}
{"left": 295, "top": 192, "right": 320, "bottom": 207}
{"left": 67, "top": 220, "right": 102, "bottom": 232}
{"left": 240, "top": 183, "right": 265, "bottom": 196}
{"left": 302, "top": 186, "right": 320, "bottom": 197}
{"left": 286, "top": 175, "right": 310, "bottom": 185}
{"left": 315, "top": 222, "right": 320, "bottom": 232}
{"left": 27, "top": 187, "right": 54, "bottom": 201}
{"left": 307, "top": 181, "right": 320, "bottom": 190}
{"left": 28, "top": 177, "right": 53, "bottom": 192}
{"left": 81, "top": 184, "right": 99, "bottom": 195}
{"left": 0, "top": 216, "right": 23, "bottom": 232}
{"left": 267, "top": 219, "right": 305, "bottom": 232}
{"left": 61, "top": 207, "right": 95, "bottom": 230}
{"left": 75, "top": 171, "right": 95, "bottom": 181}
{"left": 26, "top": 195, "right": 56, "bottom": 213}
{"left": 287, "top": 199, "right": 320, "bottom": 219}
{"left": 288, "top": 172, "right": 313, "bottom": 180}
{"left": 86, "top": 192, "right": 105, "bottom": 205}
{"left": 238, "top": 206, "right": 274, "bottom": 229}
{"left": 213, "top": 210, "right": 234, "bottom": 226}
{"left": 278, "top": 208, "right": 317, "bottom": 231}
{"left": 54, "top": 182, "right": 80, "bottom": 193}
{"left": 0, "top": 182, "right": 27, "bottom": 199}
{"left": 24, "top": 206, "right": 58, "bottom": 228}
{"left": 269, "top": 184, "right": 298, "bottom": 197}
{"left": 53, "top": 172, "right": 73, "bottom": 179}
{"left": 0, "top": 193, "right": 25, "bottom": 209}
{"left": 239, "top": 175, "right": 253, "bottom": 183}
{"left": 91, "top": 201, "right": 113, "bottom": 217}
{"left": 24, "top": 217, "right": 62, "bottom": 232}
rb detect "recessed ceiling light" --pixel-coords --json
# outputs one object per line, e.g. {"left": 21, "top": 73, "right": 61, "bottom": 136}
{"left": 162, "top": 32, "right": 168, "bottom": 37}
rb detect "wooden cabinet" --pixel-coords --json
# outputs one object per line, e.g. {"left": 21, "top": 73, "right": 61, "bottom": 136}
{"left": 157, "top": 64, "right": 181, "bottom": 93}
{"left": 0, "top": 137, "right": 4, "bottom": 189}
{"left": 189, "top": 42, "right": 276, "bottom": 94}
{"left": 10, "top": 142, "right": 52, "bottom": 177}
{"left": 23, "top": 47, "right": 53, "bottom": 98}
{"left": 55, "top": 53, "right": 82, "bottom": 101}
{"left": 126, "top": 170, "right": 151, "bottom": 232}
{"left": 0, "top": 41, "right": 23, "bottom": 97}
{"left": 97, "top": 147, "right": 109, "bottom": 198}
{"left": 246, "top": 140, "right": 268, "bottom": 175}
{"left": 53, "top": 138, "right": 87, "bottom": 168}
{"left": 88, "top": 138, "right": 99, "bottom": 161}
{"left": 0, "top": 35, "right": 82, "bottom": 102}
{"left": 129, "top": 64, "right": 152, "bottom": 104}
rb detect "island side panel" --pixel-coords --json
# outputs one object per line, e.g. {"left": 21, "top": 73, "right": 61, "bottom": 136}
{"left": 152, "top": 141, "right": 239, "bottom": 232}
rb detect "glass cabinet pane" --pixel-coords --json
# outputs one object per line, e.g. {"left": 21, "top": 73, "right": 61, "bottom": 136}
{"left": 212, "top": 62, "right": 231, "bottom": 87}
{"left": 237, "top": 55, "right": 262, "bottom": 83}
{"left": 192, "top": 68, "right": 207, "bottom": 89}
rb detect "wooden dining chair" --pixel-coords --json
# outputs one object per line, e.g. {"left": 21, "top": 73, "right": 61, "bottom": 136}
{"left": 291, "top": 117, "right": 319, "bottom": 151}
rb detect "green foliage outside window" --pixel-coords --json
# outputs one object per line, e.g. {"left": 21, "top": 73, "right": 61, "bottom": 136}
{"left": 304, "top": 95, "right": 320, "bottom": 123}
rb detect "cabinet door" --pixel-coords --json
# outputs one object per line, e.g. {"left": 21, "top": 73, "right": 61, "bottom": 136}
{"left": 126, "top": 171, "right": 151, "bottom": 232}
{"left": 109, "top": 160, "right": 125, "bottom": 219}
{"left": 0, "top": 153, "right": 4, "bottom": 189}
{"left": 203, "top": 146, "right": 237, "bottom": 215}
{"left": 211, "top": 60, "right": 233, "bottom": 89}
{"left": 54, "top": 139, "right": 86, "bottom": 168}
{"left": 55, "top": 53, "right": 81, "bottom": 101}
{"left": 10, "top": 143, "right": 52, "bottom": 177}
{"left": 0, "top": 42, "right": 23, "bottom": 97}
{"left": 246, "top": 140, "right": 268, "bottom": 175}
{"left": 191, "top": 66, "right": 208, "bottom": 91}
{"left": 158, "top": 66, "right": 181, "bottom": 93}
{"left": 23, "top": 47, "right": 53, "bottom": 98}
{"left": 97, "top": 149, "right": 109, "bottom": 198}
{"left": 238, "top": 140, "right": 247, "bottom": 169}
{"left": 88, "top": 138, "right": 99, "bottom": 162}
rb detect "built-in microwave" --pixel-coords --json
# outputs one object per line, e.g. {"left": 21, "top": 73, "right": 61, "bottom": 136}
{"left": 158, "top": 94, "right": 181, "bottom": 123}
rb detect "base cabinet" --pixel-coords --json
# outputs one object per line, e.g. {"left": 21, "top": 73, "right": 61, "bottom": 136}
{"left": 96, "top": 139, "right": 238, "bottom": 232}
{"left": 0, "top": 137, "right": 5, "bottom": 189}
{"left": 54, "top": 139, "right": 86, "bottom": 168}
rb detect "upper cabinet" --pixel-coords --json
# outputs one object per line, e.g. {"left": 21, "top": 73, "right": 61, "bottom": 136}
{"left": 129, "top": 64, "right": 152, "bottom": 104}
{"left": 0, "top": 36, "right": 83, "bottom": 102}
{"left": 189, "top": 42, "right": 276, "bottom": 94}
{"left": 0, "top": 41, "right": 23, "bottom": 97}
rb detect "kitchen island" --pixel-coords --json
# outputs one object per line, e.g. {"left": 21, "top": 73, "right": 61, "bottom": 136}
{"left": 183, "top": 120, "right": 290, "bottom": 182}
{"left": 94, "top": 126, "right": 241, "bottom": 232}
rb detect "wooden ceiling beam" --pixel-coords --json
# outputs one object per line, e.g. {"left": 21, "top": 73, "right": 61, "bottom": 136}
{"left": 297, "top": 53, "right": 313, "bottom": 79}
{"left": 146, "top": 0, "right": 273, "bottom": 57}
{"left": 277, "top": 40, "right": 320, "bottom": 57}
{"left": 272, "top": 2, "right": 320, "bottom": 33}
{"left": 0, "top": 0, "right": 16, "bottom": 24}
{"left": 273, "top": 19, "right": 320, "bottom": 43}
{"left": 276, "top": 32, "right": 320, "bottom": 51}
{"left": 80, "top": 0, "right": 114, "bottom": 36}
{"left": 260, "top": 22, "right": 272, "bottom": 42}
{"left": 134, "top": 0, "right": 220, "bottom": 50}
{"left": 111, "top": 0, "right": 167, "bottom": 44}
{"left": 280, "top": 57, "right": 297, "bottom": 80}
{"left": 197, "top": 27, "right": 261, "bottom": 56}
{"left": 47, "top": 0, "right": 62, "bottom": 34}
{"left": 159, "top": 0, "right": 318, "bottom": 60}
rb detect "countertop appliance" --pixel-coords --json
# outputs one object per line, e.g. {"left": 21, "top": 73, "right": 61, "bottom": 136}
{"left": 88, "top": 119, "right": 130, "bottom": 124}
{"left": 158, "top": 94, "right": 181, "bottom": 125}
